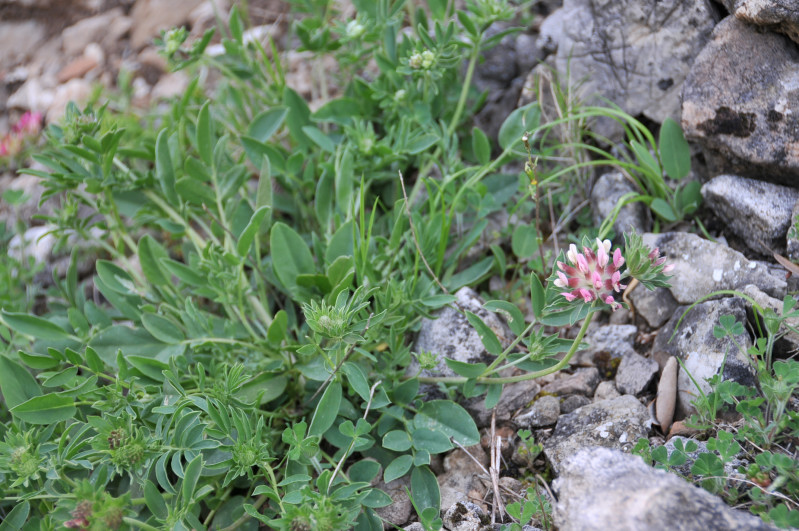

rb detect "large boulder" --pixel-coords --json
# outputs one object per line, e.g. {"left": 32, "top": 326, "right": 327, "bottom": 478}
{"left": 553, "top": 447, "right": 780, "bottom": 530}
{"left": 682, "top": 17, "right": 799, "bottom": 186}
{"left": 721, "top": 0, "right": 799, "bottom": 45}
{"left": 526, "top": 0, "right": 715, "bottom": 139}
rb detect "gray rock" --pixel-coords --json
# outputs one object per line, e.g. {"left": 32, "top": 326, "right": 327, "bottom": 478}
{"left": 594, "top": 380, "right": 621, "bottom": 401}
{"left": 615, "top": 351, "right": 659, "bottom": 396}
{"left": 642, "top": 232, "right": 787, "bottom": 303}
{"left": 787, "top": 199, "right": 799, "bottom": 261}
{"left": 682, "top": 17, "right": 799, "bottom": 186}
{"left": 515, "top": 395, "right": 561, "bottom": 428}
{"left": 403, "top": 524, "right": 425, "bottom": 531}
{"left": 410, "top": 287, "right": 514, "bottom": 387}
{"left": 575, "top": 324, "right": 638, "bottom": 367}
{"left": 543, "top": 395, "right": 650, "bottom": 474}
{"left": 652, "top": 297, "right": 756, "bottom": 415}
{"left": 560, "top": 394, "right": 590, "bottom": 414}
{"left": 529, "top": 0, "right": 715, "bottom": 139}
{"left": 61, "top": 7, "right": 132, "bottom": 59}
{"left": 464, "top": 379, "right": 540, "bottom": 429}
{"left": 553, "top": 447, "right": 779, "bottom": 531}
{"left": 591, "top": 171, "right": 651, "bottom": 236}
{"left": 442, "top": 500, "right": 487, "bottom": 531}
{"left": 374, "top": 473, "right": 413, "bottom": 527}
{"left": 0, "top": 21, "right": 46, "bottom": 72}
{"left": 721, "top": 0, "right": 799, "bottom": 45}
{"left": 701, "top": 175, "right": 799, "bottom": 255}
{"left": 438, "top": 445, "right": 489, "bottom": 515}
{"left": 629, "top": 285, "right": 680, "bottom": 328}
{"left": 542, "top": 367, "right": 600, "bottom": 397}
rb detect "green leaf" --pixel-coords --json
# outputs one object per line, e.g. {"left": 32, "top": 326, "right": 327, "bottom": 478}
{"left": 145, "top": 480, "right": 169, "bottom": 520}
{"left": 308, "top": 382, "right": 342, "bottom": 437}
{"left": 411, "top": 466, "right": 440, "bottom": 513}
{"left": 256, "top": 156, "right": 273, "bottom": 216}
{"left": 464, "top": 311, "right": 503, "bottom": 356}
{"left": 1, "top": 311, "right": 72, "bottom": 341}
{"left": 142, "top": 313, "right": 185, "bottom": 344}
{"left": 650, "top": 198, "right": 677, "bottom": 222}
{"left": 235, "top": 373, "right": 287, "bottom": 405}
{"left": 248, "top": 107, "right": 288, "bottom": 143}
{"left": 196, "top": 101, "right": 214, "bottom": 166}
{"left": 237, "top": 206, "right": 271, "bottom": 258}
{"left": 511, "top": 223, "right": 539, "bottom": 258}
{"left": 530, "top": 273, "right": 545, "bottom": 318}
{"left": 89, "top": 325, "right": 184, "bottom": 366}
{"left": 283, "top": 88, "right": 312, "bottom": 147}
{"left": 414, "top": 400, "right": 480, "bottom": 445}
{"left": 406, "top": 133, "right": 438, "bottom": 154}
{"left": 138, "top": 235, "right": 170, "bottom": 288}
{"left": 267, "top": 310, "right": 288, "bottom": 346}
{"left": 384, "top": 455, "right": 413, "bottom": 482}
{"left": 160, "top": 257, "right": 205, "bottom": 286}
{"left": 312, "top": 98, "right": 362, "bottom": 125}
{"left": 691, "top": 452, "right": 724, "bottom": 477}
{"left": 270, "top": 222, "right": 315, "bottom": 299}
{"left": 382, "top": 430, "right": 412, "bottom": 452}
{"left": 0, "top": 501, "right": 29, "bottom": 531}
{"left": 10, "top": 393, "right": 76, "bottom": 424}
{"left": 630, "top": 140, "right": 661, "bottom": 180}
{"left": 302, "top": 125, "right": 336, "bottom": 153}
{"left": 483, "top": 300, "right": 526, "bottom": 336}
{"left": 411, "top": 428, "right": 452, "bottom": 454}
{"left": 0, "top": 356, "right": 42, "bottom": 409}
{"left": 471, "top": 127, "right": 491, "bottom": 165}
{"left": 444, "top": 358, "right": 487, "bottom": 379}
{"left": 341, "top": 362, "right": 371, "bottom": 402}
{"left": 18, "top": 350, "right": 60, "bottom": 370}
{"left": 484, "top": 383, "right": 503, "bottom": 410}
{"left": 182, "top": 454, "right": 203, "bottom": 504}
{"left": 446, "top": 257, "right": 494, "bottom": 291}
{"left": 95, "top": 260, "right": 136, "bottom": 295}
{"left": 155, "top": 129, "right": 179, "bottom": 205}
{"left": 659, "top": 117, "right": 691, "bottom": 180}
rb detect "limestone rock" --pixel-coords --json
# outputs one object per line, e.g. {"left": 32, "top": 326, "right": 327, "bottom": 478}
{"left": 438, "top": 445, "right": 489, "bottom": 515}
{"left": 130, "top": 0, "right": 205, "bottom": 49}
{"left": 642, "top": 232, "right": 787, "bottom": 304}
{"left": 529, "top": 0, "right": 715, "bottom": 139}
{"left": 629, "top": 285, "right": 680, "bottom": 329}
{"left": 591, "top": 171, "right": 651, "bottom": 237}
{"left": 0, "top": 21, "right": 46, "bottom": 73}
{"left": 742, "top": 284, "right": 799, "bottom": 358}
{"left": 374, "top": 474, "right": 413, "bottom": 528}
{"left": 515, "top": 395, "right": 560, "bottom": 428}
{"left": 542, "top": 367, "right": 600, "bottom": 397}
{"left": 61, "top": 7, "right": 132, "bottom": 58}
{"left": 464, "top": 379, "right": 540, "bottom": 429}
{"left": 701, "top": 175, "right": 799, "bottom": 255}
{"left": 410, "top": 287, "right": 513, "bottom": 384}
{"left": 721, "top": 0, "right": 799, "bottom": 45}
{"left": 543, "top": 395, "right": 650, "bottom": 474}
{"left": 560, "top": 394, "right": 590, "bottom": 414}
{"left": 682, "top": 17, "right": 799, "bottom": 186}
{"left": 652, "top": 297, "right": 756, "bottom": 415}
{"left": 442, "top": 501, "right": 487, "bottom": 531}
{"left": 615, "top": 351, "right": 659, "bottom": 396}
{"left": 553, "top": 447, "right": 779, "bottom": 531}
{"left": 594, "top": 380, "right": 621, "bottom": 401}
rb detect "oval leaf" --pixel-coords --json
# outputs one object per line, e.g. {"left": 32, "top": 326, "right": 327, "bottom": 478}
{"left": 464, "top": 311, "right": 503, "bottom": 356}
{"left": 308, "top": 381, "right": 342, "bottom": 437}
{"left": 1, "top": 311, "right": 72, "bottom": 341}
{"left": 10, "top": 393, "right": 76, "bottom": 424}
{"left": 414, "top": 400, "right": 480, "bottom": 446}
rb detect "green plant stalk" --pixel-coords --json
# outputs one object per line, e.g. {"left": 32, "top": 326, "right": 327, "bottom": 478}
{"left": 483, "top": 319, "right": 538, "bottom": 374}
{"left": 409, "top": 41, "right": 482, "bottom": 205}
{"left": 418, "top": 301, "right": 598, "bottom": 385}
{"left": 122, "top": 517, "right": 162, "bottom": 531}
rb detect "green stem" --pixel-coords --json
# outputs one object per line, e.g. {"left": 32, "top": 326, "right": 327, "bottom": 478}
{"left": 418, "top": 302, "right": 598, "bottom": 385}
{"left": 122, "top": 517, "right": 161, "bottom": 531}
{"left": 409, "top": 40, "right": 482, "bottom": 205}
{"left": 483, "top": 319, "right": 538, "bottom": 374}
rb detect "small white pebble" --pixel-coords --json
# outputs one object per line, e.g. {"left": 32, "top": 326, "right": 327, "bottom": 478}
{"left": 619, "top": 432, "right": 628, "bottom": 443}
{"left": 733, "top": 261, "right": 740, "bottom": 271}
{"left": 748, "top": 262, "right": 758, "bottom": 269}
{"left": 713, "top": 269, "right": 723, "bottom": 282}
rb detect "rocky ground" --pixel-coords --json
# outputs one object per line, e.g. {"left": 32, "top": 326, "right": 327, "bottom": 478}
{"left": 2, "top": 0, "right": 799, "bottom": 530}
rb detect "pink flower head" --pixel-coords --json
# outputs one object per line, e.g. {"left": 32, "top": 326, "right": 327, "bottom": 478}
{"left": 12, "top": 111, "right": 43, "bottom": 136}
{"left": 555, "top": 238, "right": 627, "bottom": 311}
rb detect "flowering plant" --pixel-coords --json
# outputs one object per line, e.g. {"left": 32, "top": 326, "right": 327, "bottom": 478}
{"left": 0, "top": 111, "right": 43, "bottom": 167}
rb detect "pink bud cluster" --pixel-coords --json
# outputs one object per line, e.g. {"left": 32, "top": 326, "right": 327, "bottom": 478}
{"left": 555, "top": 238, "right": 627, "bottom": 310}
{"left": 0, "top": 111, "right": 43, "bottom": 158}
{"left": 648, "top": 247, "right": 675, "bottom": 273}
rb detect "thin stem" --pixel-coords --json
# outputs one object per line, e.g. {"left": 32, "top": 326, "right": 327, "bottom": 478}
{"left": 418, "top": 302, "right": 598, "bottom": 385}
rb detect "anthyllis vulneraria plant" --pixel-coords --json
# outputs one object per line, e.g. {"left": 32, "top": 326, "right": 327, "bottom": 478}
{"left": 555, "top": 239, "right": 627, "bottom": 310}
{"left": 416, "top": 232, "right": 674, "bottom": 387}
